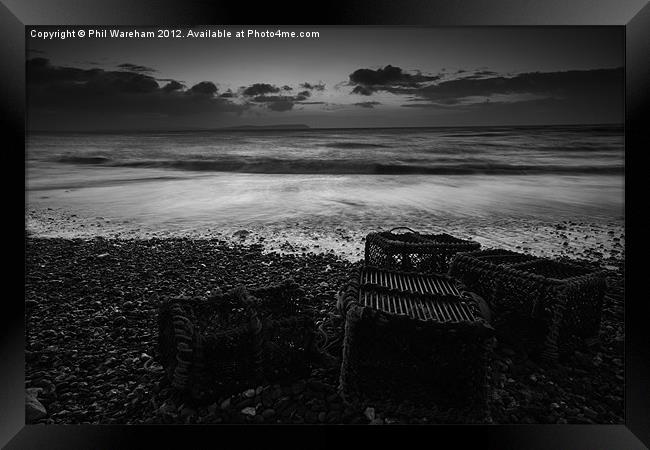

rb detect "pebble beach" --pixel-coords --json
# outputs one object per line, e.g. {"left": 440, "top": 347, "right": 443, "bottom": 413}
{"left": 25, "top": 229, "right": 624, "bottom": 425}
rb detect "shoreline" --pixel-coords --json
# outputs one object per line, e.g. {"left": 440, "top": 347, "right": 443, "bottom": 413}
{"left": 25, "top": 236, "right": 624, "bottom": 424}
{"left": 26, "top": 205, "right": 625, "bottom": 266}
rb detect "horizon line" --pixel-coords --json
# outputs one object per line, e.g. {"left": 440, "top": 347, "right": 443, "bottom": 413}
{"left": 27, "top": 122, "right": 624, "bottom": 134}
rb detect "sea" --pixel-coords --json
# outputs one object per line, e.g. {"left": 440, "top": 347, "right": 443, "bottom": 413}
{"left": 26, "top": 124, "right": 625, "bottom": 259}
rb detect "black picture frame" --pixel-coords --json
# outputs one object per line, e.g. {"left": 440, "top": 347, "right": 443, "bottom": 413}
{"left": 2, "top": 1, "right": 648, "bottom": 448}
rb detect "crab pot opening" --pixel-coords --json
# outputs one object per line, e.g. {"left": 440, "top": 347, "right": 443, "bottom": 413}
{"left": 364, "top": 229, "right": 481, "bottom": 275}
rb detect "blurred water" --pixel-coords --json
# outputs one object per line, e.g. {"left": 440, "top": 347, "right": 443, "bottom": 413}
{"left": 26, "top": 125, "right": 624, "bottom": 235}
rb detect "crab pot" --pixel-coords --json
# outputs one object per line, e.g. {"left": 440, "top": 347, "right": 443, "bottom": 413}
{"left": 158, "top": 280, "right": 317, "bottom": 400}
{"left": 446, "top": 249, "right": 542, "bottom": 311}
{"left": 449, "top": 251, "right": 608, "bottom": 360}
{"left": 338, "top": 266, "right": 495, "bottom": 422}
{"left": 364, "top": 228, "right": 480, "bottom": 275}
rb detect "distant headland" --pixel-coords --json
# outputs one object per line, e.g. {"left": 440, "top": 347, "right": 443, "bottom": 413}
{"left": 218, "top": 124, "right": 311, "bottom": 131}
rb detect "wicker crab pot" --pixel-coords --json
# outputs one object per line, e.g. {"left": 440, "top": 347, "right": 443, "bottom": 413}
{"left": 449, "top": 251, "right": 608, "bottom": 360}
{"left": 337, "top": 266, "right": 495, "bottom": 423}
{"left": 158, "top": 280, "right": 317, "bottom": 400}
{"left": 364, "top": 227, "right": 481, "bottom": 274}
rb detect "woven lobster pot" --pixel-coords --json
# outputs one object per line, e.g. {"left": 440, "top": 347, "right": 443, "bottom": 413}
{"left": 365, "top": 227, "right": 480, "bottom": 275}
{"left": 449, "top": 251, "right": 608, "bottom": 360}
{"left": 446, "top": 249, "right": 542, "bottom": 302}
{"left": 158, "top": 280, "right": 317, "bottom": 400}
{"left": 338, "top": 266, "right": 495, "bottom": 423}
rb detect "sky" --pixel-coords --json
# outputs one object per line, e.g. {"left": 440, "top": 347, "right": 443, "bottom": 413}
{"left": 26, "top": 26, "right": 624, "bottom": 131}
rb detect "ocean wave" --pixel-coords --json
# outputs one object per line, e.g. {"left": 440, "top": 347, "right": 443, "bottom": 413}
{"left": 441, "top": 132, "right": 510, "bottom": 138}
{"left": 57, "top": 156, "right": 112, "bottom": 164}
{"left": 55, "top": 156, "right": 623, "bottom": 175}
{"left": 323, "top": 142, "right": 391, "bottom": 149}
{"left": 28, "top": 175, "right": 187, "bottom": 191}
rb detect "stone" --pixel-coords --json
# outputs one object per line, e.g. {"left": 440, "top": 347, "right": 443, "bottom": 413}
{"left": 26, "top": 391, "right": 47, "bottom": 422}
{"left": 243, "top": 388, "right": 256, "bottom": 398}
{"left": 233, "top": 230, "right": 251, "bottom": 239}
{"left": 241, "top": 406, "right": 256, "bottom": 416}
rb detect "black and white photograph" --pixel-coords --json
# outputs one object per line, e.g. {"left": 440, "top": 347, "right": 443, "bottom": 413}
{"left": 24, "top": 25, "right": 626, "bottom": 426}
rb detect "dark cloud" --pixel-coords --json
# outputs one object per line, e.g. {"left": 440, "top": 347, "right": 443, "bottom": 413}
{"left": 348, "top": 65, "right": 440, "bottom": 95}
{"left": 354, "top": 101, "right": 381, "bottom": 108}
{"left": 252, "top": 95, "right": 289, "bottom": 103}
{"left": 414, "top": 68, "right": 623, "bottom": 105}
{"left": 27, "top": 57, "right": 103, "bottom": 84}
{"left": 300, "top": 82, "right": 326, "bottom": 91}
{"left": 87, "top": 70, "right": 160, "bottom": 94}
{"left": 162, "top": 80, "right": 184, "bottom": 92}
{"left": 250, "top": 94, "right": 300, "bottom": 111}
{"left": 347, "top": 63, "right": 623, "bottom": 112}
{"left": 26, "top": 58, "right": 245, "bottom": 130}
{"left": 242, "top": 83, "right": 281, "bottom": 97}
{"left": 351, "top": 85, "right": 374, "bottom": 96}
{"left": 243, "top": 83, "right": 316, "bottom": 112}
{"left": 455, "top": 69, "right": 502, "bottom": 80}
{"left": 475, "top": 70, "right": 498, "bottom": 76}
{"left": 118, "top": 63, "right": 156, "bottom": 73}
{"left": 188, "top": 81, "right": 218, "bottom": 96}
{"left": 219, "top": 89, "right": 235, "bottom": 98}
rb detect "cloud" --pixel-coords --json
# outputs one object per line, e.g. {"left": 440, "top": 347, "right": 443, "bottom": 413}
{"left": 413, "top": 68, "right": 623, "bottom": 105}
{"left": 117, "top": 63, "right": 156, "bottom": 73}
{"left": 300, "top": 81, "right": 326, "bottom": 91}
{"left": 248, "top": 95, "right": 296, "bottom": 111}
{"left": 348, "top": 63, "right": 623, "bottom": 110}
{"left": 242, "top": 83, "right": 281, "bottom": 97}
{"left": 353, "top": 101, "right": 381, "bottom": 108}
{"left": 239, "top": 82, "right": 317, "bottom": 112}
{"left": 250, "top": 94, "right": 310, "bottom": 111}
{"left": 189, "top": 81, "right": 218, "bottom": 96}
{"left": 162, "top": 80, "right": 184, "bottom": 92}
{"left": 252, "top": 95, "right": 289, "bottom": 103}
{"left": 26, "top": 58, "right": 246, "bottom": 130}
{"left": 351, "top": 85, "right": 374, "bottom": 96}
{"left": 348, "top": 65, "right": 440, "bottom": 95}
